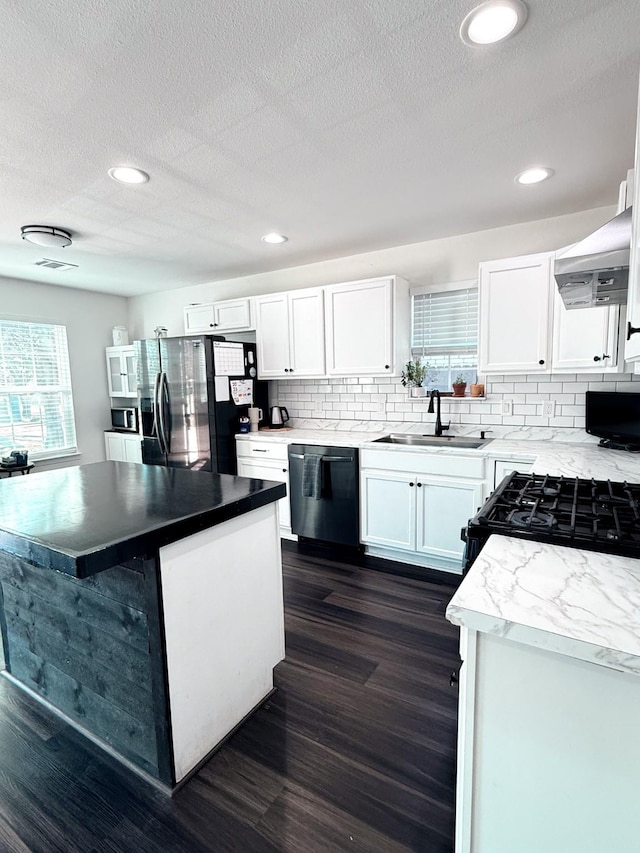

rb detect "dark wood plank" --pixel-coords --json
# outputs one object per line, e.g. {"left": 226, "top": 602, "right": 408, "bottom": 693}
{"left": 0, "top": 540, "right": 459, "bottom": 852}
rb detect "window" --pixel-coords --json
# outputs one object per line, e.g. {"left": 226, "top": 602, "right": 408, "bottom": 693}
{"left": 0, "top": 320, "right": 77, "bottom": 458}
{"left": 411, "top": 284, "right": 478, "bottom": 391}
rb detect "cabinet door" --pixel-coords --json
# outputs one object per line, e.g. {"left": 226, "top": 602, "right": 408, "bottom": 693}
{"left": 213, "top": 298, "right": 253, "bottom": 331}
{"left": 106, "top": 349, "right": 126, "bottom": 396}
{"left": 479, "top": 253, "right": 554, "bottom": 373}
{"left": 416, "top": 476, "right": 485, "bottom": 563}
{"left": 552, "top": 290, "right": 619, "bottom": 372}
{"left": 184, "top": 304, "right": 216, "bottom": 334}
{"left": 625, "top": 73, "right": 640, "bottom": 361}
{"left": 325, "top": 278, "right": 393, "bottom": 376}
{"left": 122, "top": 347, "right": 138, "bottom": 397}
{"left": 361, "top": 470, "right": 416, "bottom": 551}
{"left": 124, "top": 436, "right": 142, "bottom": 464}
{"left": 255, "top": 295, "right": 290, "bottom": 378}
{"left": 104, "top": 432, "right": 126, "bottom": 461}
{"left": 237, "top": 459, "right": 290, "bottom": 529}
{"left": 288, "top": 289, "right": 325, "bottom": 377}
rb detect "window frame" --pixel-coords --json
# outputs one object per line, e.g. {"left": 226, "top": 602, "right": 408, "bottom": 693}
{"left": 410, "top": 280, "right": 479, "bottom": 392}
{"left": 0, "top": 317, "right": 78, "bottom": 461}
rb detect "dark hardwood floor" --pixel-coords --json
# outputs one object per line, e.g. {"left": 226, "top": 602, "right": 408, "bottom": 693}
{"left": 0, "top": 543, "right": 461, "bottom": 853}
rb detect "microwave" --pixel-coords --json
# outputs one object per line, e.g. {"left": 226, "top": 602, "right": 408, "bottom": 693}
{"left": 110, "top": 407, "right": 139, "bottom": 433}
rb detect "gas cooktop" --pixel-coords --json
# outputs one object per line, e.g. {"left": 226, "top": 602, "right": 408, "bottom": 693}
{"left": 463, "top": 471, "right": 640, "bottom": 571}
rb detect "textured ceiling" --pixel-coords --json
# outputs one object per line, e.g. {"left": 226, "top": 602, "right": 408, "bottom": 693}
{"left": 1, "top": 0, "right": 639, "bottom": 296}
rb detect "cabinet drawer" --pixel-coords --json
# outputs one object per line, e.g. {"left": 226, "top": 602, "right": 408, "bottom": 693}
{"left": 360, "top": 449, "right": 485, "bottom": 479}
{"left": 236, "top": 439, "right": 289, "bottom": 461}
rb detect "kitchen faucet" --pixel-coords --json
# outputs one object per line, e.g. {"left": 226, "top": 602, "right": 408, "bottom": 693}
{"left": 427, "top": 390, "right": 450, "bottom": 437}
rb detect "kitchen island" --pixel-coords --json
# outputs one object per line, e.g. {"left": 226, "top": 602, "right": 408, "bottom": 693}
{"left": 447, "top": 533, "right": 640, "bottom": 853}
{"left": 0, "top": 461, "right": 286, "bottom": 791}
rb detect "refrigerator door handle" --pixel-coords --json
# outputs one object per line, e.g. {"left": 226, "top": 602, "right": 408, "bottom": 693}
{"left": 151, "top": 371, "right": 161, "bottom": 440}
{"left": 158, "top": 371, "right": 170, "bottom": 455}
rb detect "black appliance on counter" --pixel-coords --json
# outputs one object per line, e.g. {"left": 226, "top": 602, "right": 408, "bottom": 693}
{"left": 135, "top": 336, "right": 268, "bottom": 473}
{"left": 462, "top": 471, "right": 640, "bottom": 572}
{"left": 586, "top": 390, "right": 640, "bottom": 451}
{"left": 288, "top": 444, "right": 360, "bottom": 546}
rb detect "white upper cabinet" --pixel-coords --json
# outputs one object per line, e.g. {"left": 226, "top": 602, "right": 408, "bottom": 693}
{"left": 184, "top": 297, "right": 254, "bottom": 334}
{"left": 625, "top": 72, "right": 640, "bottom": 361}
{"left": 324, "top": 276, "right": 409, "bottom": 376}
{"left": 479, "top": 253, "right": 555, "bottom": 374}
{"left": 552, "top": 288, "right": 621, "bottom": 372}
{"left": 255, "top": 288, "right": 325, "bottom": 378}
{"left": 106, "top": 345, "right": 137, "bottom": 398}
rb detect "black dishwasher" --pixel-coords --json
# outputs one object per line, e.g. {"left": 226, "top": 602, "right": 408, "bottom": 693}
{"left": 288, "top": 444, "right": 359, "bottom": 546}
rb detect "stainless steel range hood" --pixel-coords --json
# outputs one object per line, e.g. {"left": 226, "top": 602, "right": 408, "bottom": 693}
{"left": 554, "top": 206, "right": 632, "bottom": 309}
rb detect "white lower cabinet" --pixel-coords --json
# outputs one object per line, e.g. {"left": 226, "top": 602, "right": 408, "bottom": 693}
{"left": 415, "top": 477, "right": 485, "bottom": 563}
{"left": 360, "top": 450, "right": 486, "bottom": 573}
{"left": 455, "top": 628, "right": 640, "bottom": 853}
{"left": 236, "top": 438, "right": 293, "bottom": 537}
{"left": 237, "top": 459, "right": 291, "bottom": 532}
{"left": 104, "top": 432, "right": 142, "bottom": 463}
{"left": 493, "top": 458, "right": 534, "bottom": 488}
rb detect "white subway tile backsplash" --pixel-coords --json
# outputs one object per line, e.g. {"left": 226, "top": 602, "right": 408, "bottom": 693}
{"left": 271, "top": 371, "right": 640, "bottom": 434}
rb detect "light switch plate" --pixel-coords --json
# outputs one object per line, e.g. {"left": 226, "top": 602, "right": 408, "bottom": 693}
{"left": 501, "top": 400, "right": 513, "bottom": 416}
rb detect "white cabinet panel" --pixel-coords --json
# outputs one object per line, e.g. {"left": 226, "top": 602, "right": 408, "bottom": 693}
{"left": 237, "top": 459, "right": 290, "bottom": 529}
{"left": 288, "top": 289, "right": 325, "bottom": 376}
{"left": 184, "top": 304, "right": 216, "bottom": 334}
{"left": 325, "top": 278, "right": 394, "bottom": 376}
{"left": 361, "top": 471, "right": 415, "bottom": 551}
{"left": 124, "top": 436, "right": 142, "bottom": 463}
{"left": 493, "top": 459, "right": 533, "bottom": 488}
{"left": 255, "top": 295, "right": 290, "bottom": 377}
{"left": 213, "top": 298, "right": 253, "bottom": 331}
{"left": 184, "top": 299, "right": 254, "bottom": 334}
{"left": 625, "top": 73, "right": 640, "bottom": 361}
{"left": 416, "top": 477, "right": 484, "bottom": 562}
{"left": 552, "top": 289, "right": 620, "bottom": 372}
{"left": 256, "top": 289, "right": 325, "bottom": 378}
{"left": 479, "top": 253, "right": 554, "bottom": 374}
{"left": 106, "top": 346, "right": 137, "bottom": 398}
{"left": 105, "top": 432, "right": 142, "bottom": 463}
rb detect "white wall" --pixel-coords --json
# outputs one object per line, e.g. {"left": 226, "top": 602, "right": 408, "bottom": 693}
{"left": 128, "top": 205, "right": 616, "bottom": 339}
{"left": 0, "top": 276, "right": 129, "bottom": 469}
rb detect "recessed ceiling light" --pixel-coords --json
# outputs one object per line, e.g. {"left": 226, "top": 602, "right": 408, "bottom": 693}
{"left": 21, "top": 225, "right": 72, "bottom": 248}
{"left": 108, "top": 165, "right": 150, "bottom": 185}
{"left": 261, "top": 232, "right": 288, "bottom": 244}
{"left": 460, "top": 0, "right": 527, "bottom": 46}
{"left": 515, "top": 166, "right": 554, "bottom": 185}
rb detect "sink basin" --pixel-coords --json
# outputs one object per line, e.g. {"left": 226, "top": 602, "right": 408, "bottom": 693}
{"left": 373, "top": 434, "right": 488, "bottom": 449}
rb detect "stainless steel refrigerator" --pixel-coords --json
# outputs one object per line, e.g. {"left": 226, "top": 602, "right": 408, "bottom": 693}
{"left": 135, "top": 336, "right": 267, "bottom": 474}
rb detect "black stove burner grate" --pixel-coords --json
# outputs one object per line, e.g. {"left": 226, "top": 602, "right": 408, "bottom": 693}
{"left": 473, "top": 472, "right": 640, "bottom": 549}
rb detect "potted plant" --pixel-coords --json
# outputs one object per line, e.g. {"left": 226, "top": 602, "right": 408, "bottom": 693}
{"left": 452, "top": 374, "right": 467, "bottom": 397}
{"left": 401, "top": 359, "right": 429, "bottom": 397}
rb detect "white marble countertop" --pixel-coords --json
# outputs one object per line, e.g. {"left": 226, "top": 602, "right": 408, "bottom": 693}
{"left": 447, "top": 535, "right": 640, "bottom": 675}
{"left": 237, "top": 429, "right": 640, "bottom": 481}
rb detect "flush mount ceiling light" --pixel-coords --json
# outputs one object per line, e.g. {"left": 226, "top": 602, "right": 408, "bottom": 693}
{"left": 21, "top": 225, "right": 72, "bottom": 248}
{"left": 515, "top": 166, "right": 554, "bottom": 185}
{"left": 108, "top": 165, "right": 150, "bottom": 184}
{"left": 261, "top": 232, "right": 288, "bottom": 244}
{"left": 460, "top": 0, "right": 527, "bottom": 46}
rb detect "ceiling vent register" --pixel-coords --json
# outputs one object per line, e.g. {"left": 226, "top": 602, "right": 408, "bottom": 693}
{"left": 34, "top": 258, "right": 79, "bottom": 271}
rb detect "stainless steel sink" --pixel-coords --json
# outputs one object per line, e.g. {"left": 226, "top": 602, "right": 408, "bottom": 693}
{"left": 373, "top": 434, "right": 488, "bottom": 449}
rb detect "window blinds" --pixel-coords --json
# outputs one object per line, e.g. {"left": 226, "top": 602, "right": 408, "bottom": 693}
{"left": 0, "top": 320, "right": 77, "bottom": 457}
{"left": 412, "top": 287, "right": 478, "bottom": 355}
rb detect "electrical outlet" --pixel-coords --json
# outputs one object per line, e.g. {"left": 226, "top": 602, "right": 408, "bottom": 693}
{"left": 543, "top": 400, "right": 556, "bottom": 417}
{"left": 501, "top": 399, "right": 513, "bottom": 416}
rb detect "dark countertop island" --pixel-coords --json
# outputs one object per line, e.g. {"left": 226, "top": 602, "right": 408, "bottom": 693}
{"left": 0, "top": 462, "right": 286, "bottom": 790}
{"left": 0, "top": 461, "right": 285, "bottom": 577}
